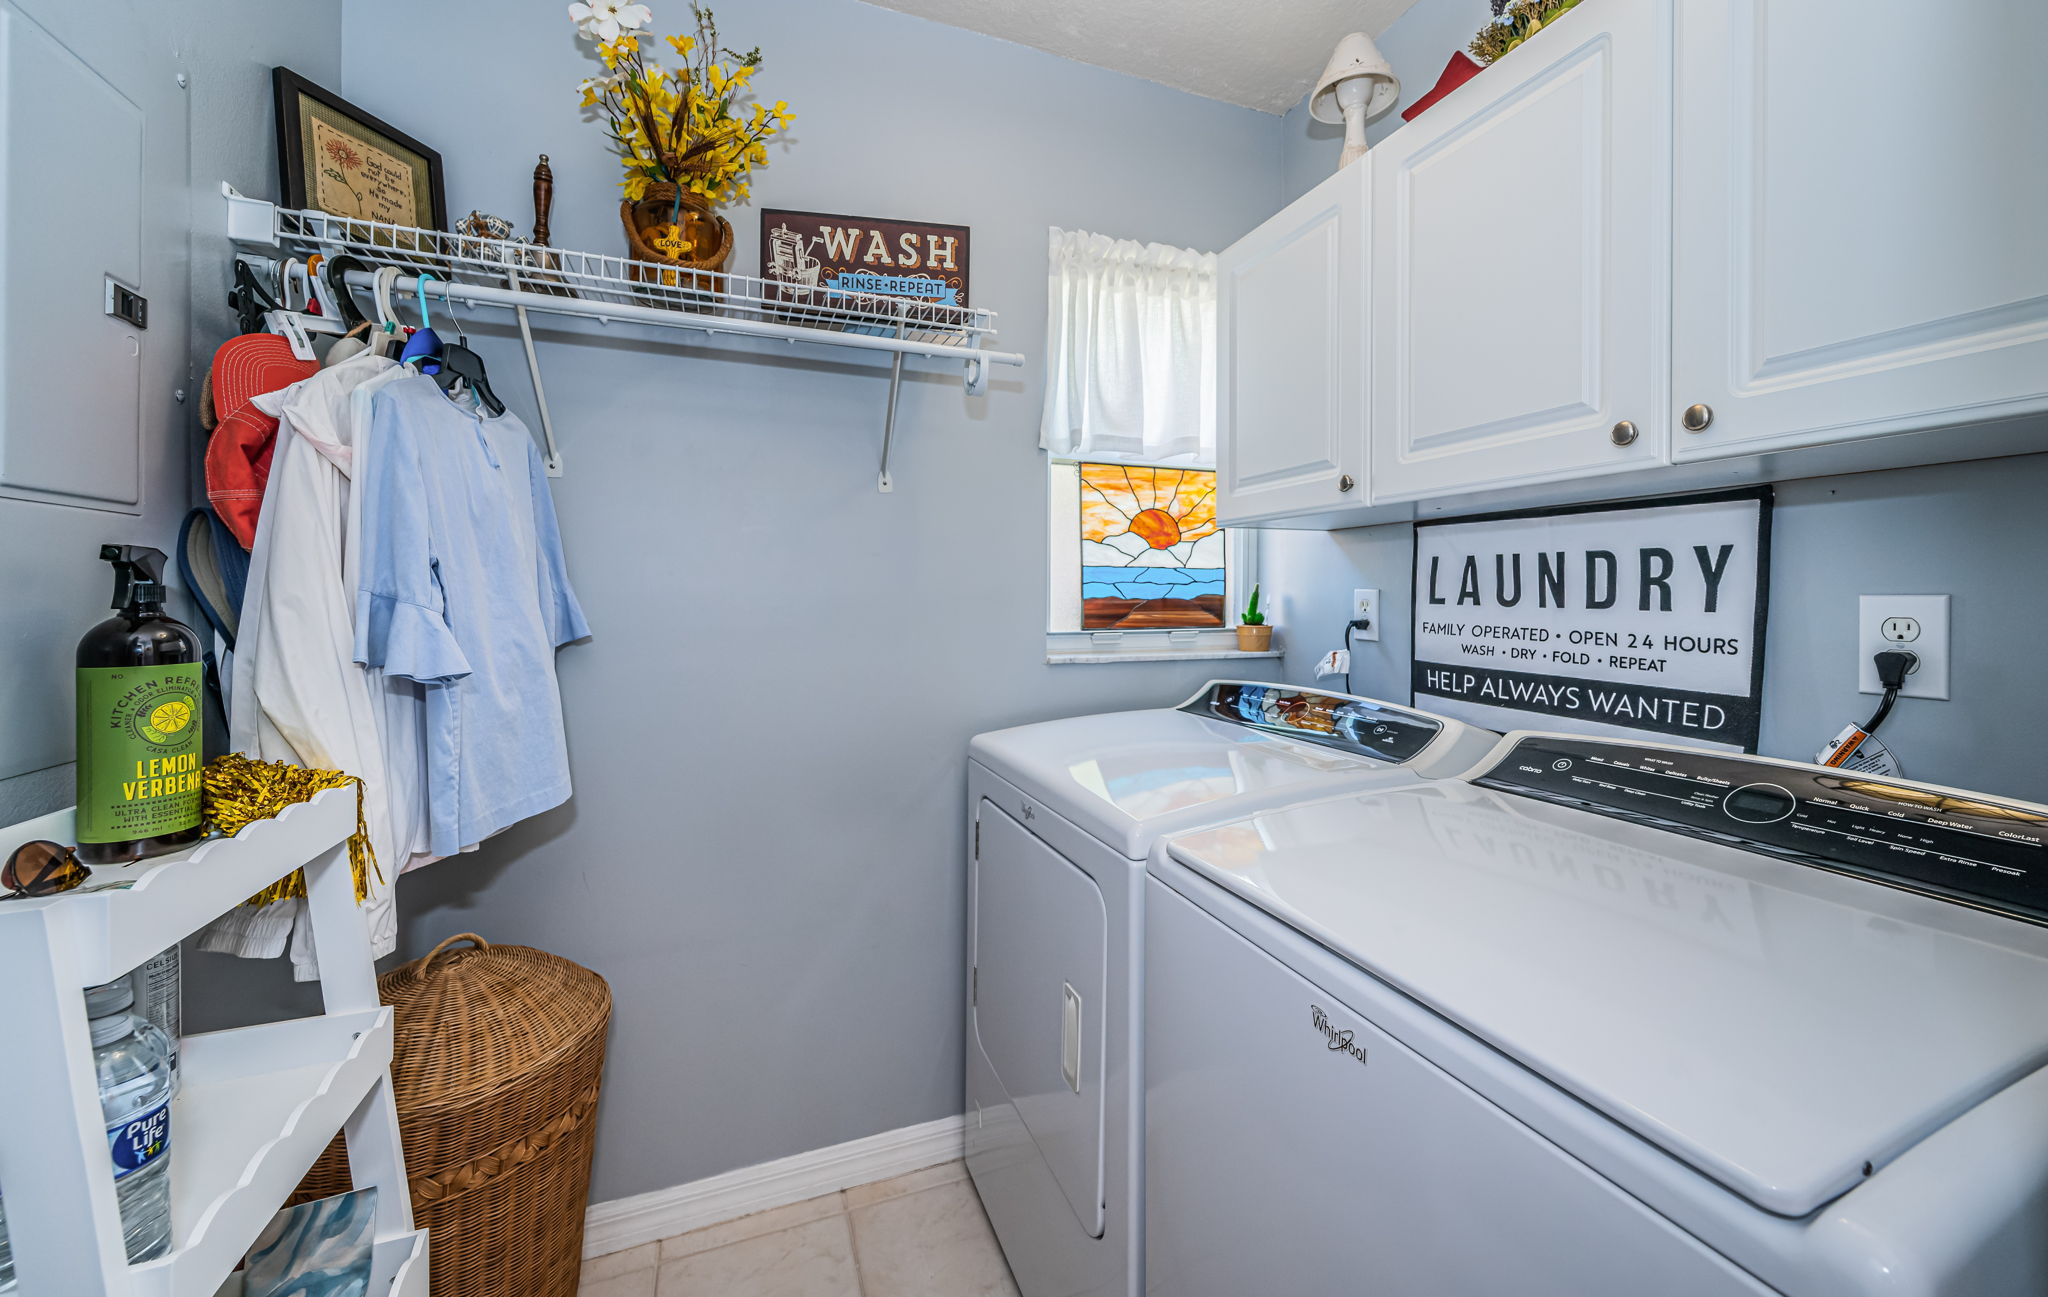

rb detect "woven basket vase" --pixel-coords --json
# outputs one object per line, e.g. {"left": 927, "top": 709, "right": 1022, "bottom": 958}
{"left": 621, "top": 180, "right": 733, "bottom": 301}
{"left": 297, "top": 934, "right": 612, "bottom": 1297}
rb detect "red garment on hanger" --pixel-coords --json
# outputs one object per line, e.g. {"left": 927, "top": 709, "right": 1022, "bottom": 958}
{"left": 203, "top": 334, "right": 319, "bottom": 548}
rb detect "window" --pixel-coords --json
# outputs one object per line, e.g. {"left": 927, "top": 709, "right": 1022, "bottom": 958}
{"left": 1039, "top": 228, "right": 1256, "bottom": 660}
{"left": 1048, "top": 461, "right": 1256, "bottom": 654}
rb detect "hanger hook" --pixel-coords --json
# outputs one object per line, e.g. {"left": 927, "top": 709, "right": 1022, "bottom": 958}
{"left": 414, "top": 271, "right": 436, "bottom": 331}
{"left": 442, "top": 288, "right": 470, "bottom": 346}
{"left": 373, "top": 266, "right": 402, "bottom": 332}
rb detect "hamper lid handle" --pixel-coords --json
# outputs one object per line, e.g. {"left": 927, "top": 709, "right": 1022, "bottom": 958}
{"left": 419, "top": 932, "right": 490, "bottom": 976}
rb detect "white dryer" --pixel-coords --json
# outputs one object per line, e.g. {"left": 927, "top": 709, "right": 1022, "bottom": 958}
{"left": 964, "top": 681, "right": 1498, "bottom": 1297}
{"left": 1146, "top": 731, "right": 2048, "bottom": 1296}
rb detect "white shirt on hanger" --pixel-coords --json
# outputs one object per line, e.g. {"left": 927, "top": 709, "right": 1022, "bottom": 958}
{"left": 202, "top": 352, "right": 401, "bottom": 979}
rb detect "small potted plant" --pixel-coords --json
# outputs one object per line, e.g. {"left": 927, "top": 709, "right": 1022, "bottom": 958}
{"left": 1236, "top": 586, "right": 1273, "bottom": 652}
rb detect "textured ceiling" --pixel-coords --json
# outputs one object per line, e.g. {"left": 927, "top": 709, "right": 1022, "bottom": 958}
{"left": 857, "top": 0, "right": 1426, "bottom": 114}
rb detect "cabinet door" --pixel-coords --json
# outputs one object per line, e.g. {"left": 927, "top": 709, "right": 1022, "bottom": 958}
{"left": 1369, "top": 0, "right": 1670, "bottom": 503}
{"left": 1672, "top": 1, "right": 2048, "bottom": 460}
{"left": 1216, "top": 160, "right": 1367, "bottom": 524}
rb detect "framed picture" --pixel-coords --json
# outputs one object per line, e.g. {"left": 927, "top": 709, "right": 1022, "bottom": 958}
{"left": 272, "top": 68, "right": 447, "bottom": 231}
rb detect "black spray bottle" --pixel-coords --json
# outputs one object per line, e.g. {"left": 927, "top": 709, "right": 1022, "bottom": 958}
{"left": 75, "top": 545, "right": 205, "bottom": 863}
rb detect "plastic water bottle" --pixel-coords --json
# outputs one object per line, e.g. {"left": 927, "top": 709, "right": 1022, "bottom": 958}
{"left": 91, "top": 978, "right": 174, "bottom": 1264}
{"left": 0, "top": 980, "right": 174, "bottom": 1291}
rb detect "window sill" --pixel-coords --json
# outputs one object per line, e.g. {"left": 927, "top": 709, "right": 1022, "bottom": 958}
{"left": 1046, "top": 648, "right": 1284, "bottom": 666}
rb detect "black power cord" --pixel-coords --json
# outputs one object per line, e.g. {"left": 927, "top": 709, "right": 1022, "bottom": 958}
{"left": 1861, "top": 649, "right": 1919, "bottom": 735}
{"left": 1823, "top": 648, "right": 1919, "bottom": 770}
{"left": 1336, "top": 617, "right": 1373, "bottom": 694}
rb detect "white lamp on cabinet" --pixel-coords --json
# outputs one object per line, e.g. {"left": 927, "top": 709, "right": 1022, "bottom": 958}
{"left": 1310, "top": 33, "right": 1401, "bottom": 168}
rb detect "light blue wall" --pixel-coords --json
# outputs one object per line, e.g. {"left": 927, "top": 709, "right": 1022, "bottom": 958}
{"left": 319, "top": 0, "right": 1285, "bottom": 1203}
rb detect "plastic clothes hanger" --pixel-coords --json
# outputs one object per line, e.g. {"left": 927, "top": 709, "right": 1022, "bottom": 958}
{"left": 321, "top": 255, "right": 373, "bottom": 331}
{"left": 398, "top": 273, "right": 443, "bottom": 373}
{"left": 317, "top": 256, "right": 376, "bottom": 368}
{"left": 304, "top": 255, "right": 335, "bottom": 317}
{"left": 431, "top": 296, "right": 505, "bottom": 417}
{"left": 230, "top": 261, "right": 282, "bottom": 334}
{"left": 370, "top": 267, "right": 408, "bottom": 359}
{"left": 279, "top": 259, "right": 312, "bottom": 312}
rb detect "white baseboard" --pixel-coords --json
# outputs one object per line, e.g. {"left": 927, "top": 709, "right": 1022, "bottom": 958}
{"left": 582, "top": 1114, "right": 968, "bottom": 1259}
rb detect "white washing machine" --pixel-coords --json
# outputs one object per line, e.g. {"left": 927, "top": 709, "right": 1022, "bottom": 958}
{"left": 964, "top": 681, "right": 1499, "bottom": 1297}
{"left": 1146, "top": 731, "right": 2048, "bottom": 1296}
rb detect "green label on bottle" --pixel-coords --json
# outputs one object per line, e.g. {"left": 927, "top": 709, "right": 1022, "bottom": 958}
{"left": 75, "top": 664, "right": 203, "bottom": 844}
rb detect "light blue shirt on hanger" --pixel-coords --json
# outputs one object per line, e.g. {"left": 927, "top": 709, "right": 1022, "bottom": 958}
{"left": 354, "top": 373, "right": 590, "bottom": 857}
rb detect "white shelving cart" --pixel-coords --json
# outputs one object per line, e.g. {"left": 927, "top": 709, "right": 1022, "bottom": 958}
{"left": 0, "top": 789, "right": 425, "bottom": 1296}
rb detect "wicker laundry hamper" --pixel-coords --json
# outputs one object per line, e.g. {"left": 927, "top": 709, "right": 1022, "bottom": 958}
{"left": 298, "top": 933, "right": 611, "bottom": 1297}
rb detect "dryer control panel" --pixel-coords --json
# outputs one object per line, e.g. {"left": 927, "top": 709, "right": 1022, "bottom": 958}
{"left": 1476, "top": 737, "right": 2048, "bottom": 923}
{"left": 1183, "top": 683, "right": 1442, "bottom": 765}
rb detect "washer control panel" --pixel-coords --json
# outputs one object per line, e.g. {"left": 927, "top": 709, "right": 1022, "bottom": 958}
{"left": 1475, "top": 736, "right": 2048, "bottom": 922}
{"left": 1184, "top": 683, "right": 1442, "bottom": 765}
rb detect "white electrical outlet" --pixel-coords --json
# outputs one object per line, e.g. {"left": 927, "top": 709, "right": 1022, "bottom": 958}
{"left": 1351, "top": 589, "right": 1381, "bottom": 642}
{"left": 1858, "top": 595, "right": 1949, "bottom": 699}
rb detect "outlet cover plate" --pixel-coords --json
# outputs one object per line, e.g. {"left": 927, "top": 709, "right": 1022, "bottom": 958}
{"left": 1858, "top": 594, "right": 1949, "bottom": 699}
{"left": 1351, "top": 589, "right": 1381, "bottom": 642}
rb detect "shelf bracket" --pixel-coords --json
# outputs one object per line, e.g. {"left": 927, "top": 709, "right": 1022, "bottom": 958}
{"left": 877, "top": 348, "right": 905, "bottom": 493}
{"left": 506, "top": 266, "right": 564, "bottom": 476}
{"left": 877, "top": 306, "right": 912, "bottom": 492}
{"left": 964, "top": 329, "right": 989, "bottom": 397}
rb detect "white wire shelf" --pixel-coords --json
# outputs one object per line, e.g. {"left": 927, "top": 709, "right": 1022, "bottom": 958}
{"left": 225, "top": 185, "right": 1020, "bottom": 487}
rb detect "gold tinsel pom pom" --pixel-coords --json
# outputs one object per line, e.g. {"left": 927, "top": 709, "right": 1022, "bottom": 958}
{"left": 202, "top": 754, "right": 381, "bottom": 908}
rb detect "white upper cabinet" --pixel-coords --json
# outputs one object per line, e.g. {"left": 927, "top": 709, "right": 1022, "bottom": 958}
{"left": 1368, "top": 0, "right": 1671, "bottom": 503}
{"left": 1216, "top": 159, "right": 1368, "bottom": 525}
{"left": 1672, "top": 0, "right": 2048, "bottom": 460}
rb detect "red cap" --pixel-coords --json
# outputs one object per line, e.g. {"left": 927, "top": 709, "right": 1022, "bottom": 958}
{"left": 203, "top": 335, "right": 317, "bottom": 548}
{"left": 1401, "top": 51, "right": 1483, "bottom": 123}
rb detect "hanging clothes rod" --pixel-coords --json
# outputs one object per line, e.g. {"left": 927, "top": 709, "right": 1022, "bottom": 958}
{"left": 338, "top": 266, "right": 1019, "bottom": 373}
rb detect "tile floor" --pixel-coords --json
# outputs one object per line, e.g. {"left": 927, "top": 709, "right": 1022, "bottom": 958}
{"left": 579, "top": 1160, "right": 1021, "bottom": 1297}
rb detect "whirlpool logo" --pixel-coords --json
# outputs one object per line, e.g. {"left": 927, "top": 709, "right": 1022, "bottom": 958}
{"left": 1311, "top": 1005, "right": 1368, "bottom": 1066}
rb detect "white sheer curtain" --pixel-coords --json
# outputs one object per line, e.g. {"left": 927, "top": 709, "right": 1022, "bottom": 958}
{"left": 1039, "top": 228, "right": 1217, "bottom": 467}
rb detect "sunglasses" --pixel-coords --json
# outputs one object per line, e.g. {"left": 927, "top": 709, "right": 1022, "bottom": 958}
{"left": 3, "top": 840, "right": 90, "bottom": 899}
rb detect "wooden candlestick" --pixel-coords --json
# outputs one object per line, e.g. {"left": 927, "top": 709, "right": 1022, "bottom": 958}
{"left": 532, "top": 154, "right": 554, "bottom": 247}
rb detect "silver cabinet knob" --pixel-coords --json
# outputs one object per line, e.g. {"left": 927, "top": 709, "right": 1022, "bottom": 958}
{"left": 1610, "top": 420, "right": 1639, "bottom": 447}
{"left": 1682, "top": 403, "right": 1714, "bottom": 433}
{"left": 1338, "top": 474, "right": 1356, "bottom": 492}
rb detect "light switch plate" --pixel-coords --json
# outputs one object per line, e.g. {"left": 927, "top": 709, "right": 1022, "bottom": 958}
{"left": 1858, "top": 594, "right": 1949, "bottom": 699}
{"left": 1351, "top": 589, "right": 1381, "bottom": 642}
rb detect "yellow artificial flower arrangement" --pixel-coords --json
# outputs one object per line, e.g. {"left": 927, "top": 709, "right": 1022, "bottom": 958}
{"left": 571, "top": 2, "right": 792, "bottom": 209}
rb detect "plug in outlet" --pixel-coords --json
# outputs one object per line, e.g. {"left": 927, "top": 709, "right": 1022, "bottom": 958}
{"left": 1858, "top": 595, "right": 1949, "bottom": 699}
{"left": 1350, "top": 589, "right": 1381, "bottom": 642}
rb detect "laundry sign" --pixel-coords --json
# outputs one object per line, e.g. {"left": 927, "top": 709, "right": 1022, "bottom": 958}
{"left": 1410, "top": 489, "right": 1772, "bottom": 752}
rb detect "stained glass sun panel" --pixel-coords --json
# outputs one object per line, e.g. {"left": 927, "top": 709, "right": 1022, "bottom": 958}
{"left": 1078, "top": 463, "right": 1224, "bottom": 629}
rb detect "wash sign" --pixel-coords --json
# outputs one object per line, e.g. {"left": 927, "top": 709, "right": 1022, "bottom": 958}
{"left": 1410, "top": 489, "right": 1772, "bottom": 752}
